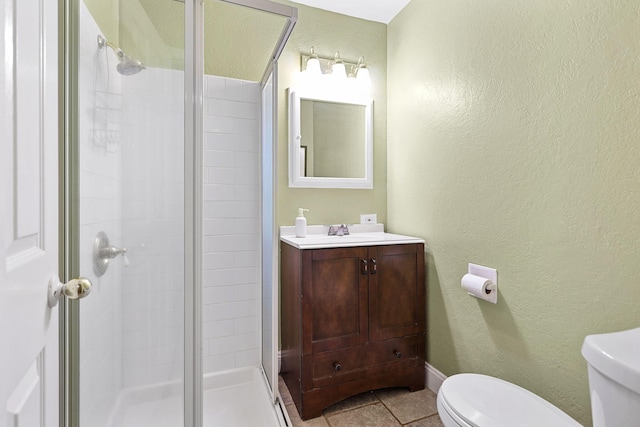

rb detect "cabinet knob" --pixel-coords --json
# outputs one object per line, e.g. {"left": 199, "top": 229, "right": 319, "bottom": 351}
{"left": 394, "top": 350, "right": 402, "bottom": 358}
{"left": 370, "top": 258, "right": 377, "bottom": 274}
{"left": 333, "top": 362, "right": 342, "bottom": 371}
{"left": 361, "top": 259, "right": 368, "bottom": 275}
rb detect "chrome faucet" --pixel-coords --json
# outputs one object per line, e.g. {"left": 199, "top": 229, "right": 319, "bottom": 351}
{"left": 328, "top": 224, "right": 350, "bottom": 236}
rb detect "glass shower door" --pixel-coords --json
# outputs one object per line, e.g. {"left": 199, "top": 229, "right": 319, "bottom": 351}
{"left": 63, "top": 0, "right": 187, "bottom": 425}
{"left": 64, "top": 0, "right": 295, "bottom": 425}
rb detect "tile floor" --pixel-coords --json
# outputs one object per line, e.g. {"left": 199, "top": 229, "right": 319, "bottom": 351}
{"left": 279, "top": 377, "right": 444, "bottom": 427}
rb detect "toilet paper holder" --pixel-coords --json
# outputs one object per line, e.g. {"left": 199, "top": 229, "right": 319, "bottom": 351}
{"left": 462, "top": 263, "right": 498, "bottom": 304}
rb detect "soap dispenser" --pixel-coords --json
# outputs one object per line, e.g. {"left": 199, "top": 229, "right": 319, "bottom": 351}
{"left": 295, "top": 208, "right": 309, "bottom": 238}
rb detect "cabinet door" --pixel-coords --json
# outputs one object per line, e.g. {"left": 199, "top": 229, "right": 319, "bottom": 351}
{"left": 369, "top": 244, "right": 425, "bottom": 341}
{"left": 302, "top": 247, "right": 369, "bottom": 353}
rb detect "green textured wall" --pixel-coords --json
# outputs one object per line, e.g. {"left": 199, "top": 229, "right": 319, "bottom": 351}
{"left": 204, "top": 1, "right": 285, "bottom": 81}
{"left": 84, "top": 0, "right": 277, "bottom": 75}
{"left": 276, "top": 2, "right": 387, "bottom": 227}
{"left": 387, "top": 1, "right": 640, "bottom": 425}
{"left": 83, "top": 0, "right": 184, "bottom": 70}
{"left": 83, "top": 0, "right": 119, "bottom": 45}
{"left": 119, "top": 0, "right": 184, "bottom": 70}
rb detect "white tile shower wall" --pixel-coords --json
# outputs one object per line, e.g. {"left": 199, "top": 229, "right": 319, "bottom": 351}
{"left": 203, "top": 75, "right": 261, "bottom": 374}
{"left": 119, "top": 67, "right": 185, "bottom": 390}
{"left": 78, "top": 3, "right": 123, "bottom": 425}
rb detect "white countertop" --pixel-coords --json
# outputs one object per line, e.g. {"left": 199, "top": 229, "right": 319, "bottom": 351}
{"left": 279, "top": 224, "right": 425, "bottom": 249}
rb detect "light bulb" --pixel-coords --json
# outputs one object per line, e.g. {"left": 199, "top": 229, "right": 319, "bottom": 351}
{"left": 305, "top": 46, "right": 322, "bottom": 78}
{"left": 332, "top": 62, "right": 347, "bottom": 80}
{"left": 356, "top": 66, "right": 370, "bottom": 85}
{"left": 306, "top": 57, "right": 321, "bottom": 77}
{"left": 355, "top": 56, "right": 371, "bottom": 93}
{"left": 332, "top": 51, "right": 347, "bottom": 80}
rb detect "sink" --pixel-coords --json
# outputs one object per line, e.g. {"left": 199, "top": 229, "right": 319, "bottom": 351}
{"left": 281, "top": 230, "right": 424, "bottom": 249}
{"left": 301, "top": 234, "right": 376, "bottom": 242}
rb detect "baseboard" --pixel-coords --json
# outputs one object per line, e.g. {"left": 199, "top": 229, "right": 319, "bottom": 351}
{"left": 425, "top": 362, "right": 447, "bottom": 394}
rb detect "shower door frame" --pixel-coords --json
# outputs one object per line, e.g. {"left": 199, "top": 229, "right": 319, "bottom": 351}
{"left": 184, "top": 0, "right": 202, "bottom": 425}
{"left": 59, "top": 0, "right": 81, "bottom": 424}
{"left": 60, "top": 0, "right": 197, "bottom": 425}
{"left": 60, "top": 0, "right": 296, "bottom": 425}
{"left": 252, "top": 0, "right": 297, "bottom": 406}
{"left": 260, "top": 60, "right": 278, "bottom": 404}
{"left": 184, "top": 0, "right": 299, "bottom": 421}
{"left": 193, "top": 0, "right": 297, "bottom": 421}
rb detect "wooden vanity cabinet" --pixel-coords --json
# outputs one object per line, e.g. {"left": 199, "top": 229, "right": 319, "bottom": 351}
{"left": 280, "top": 242, "right": 425, "bottom": 420}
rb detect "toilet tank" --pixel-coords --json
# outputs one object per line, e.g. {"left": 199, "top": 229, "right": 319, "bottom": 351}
{"left": 581, "top": 327, "right": 640, "bottom": 427}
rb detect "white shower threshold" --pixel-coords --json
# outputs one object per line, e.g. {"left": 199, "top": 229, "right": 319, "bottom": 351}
{"left": 108, "top": 367, "right": 283, "bottom": 427}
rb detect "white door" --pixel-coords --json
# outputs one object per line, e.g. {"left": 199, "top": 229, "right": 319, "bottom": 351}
{"left": 0, "top": 0, "right": 60, "bottom": 425}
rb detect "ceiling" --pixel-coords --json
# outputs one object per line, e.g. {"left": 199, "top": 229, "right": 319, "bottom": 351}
{"left": 289, "top": 0, "right": 411, "bottom": 24}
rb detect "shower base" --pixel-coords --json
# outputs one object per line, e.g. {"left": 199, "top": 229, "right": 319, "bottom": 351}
{"left": 109, "top": 367, "right": 281, "bottom": 426}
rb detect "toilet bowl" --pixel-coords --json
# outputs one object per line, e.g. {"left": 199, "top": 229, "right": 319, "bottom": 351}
{"left": 437, "top": 327, "right": 640, "bottom": 427}
{"left": 436, "top": 373, "right": 581, "bottom": 427}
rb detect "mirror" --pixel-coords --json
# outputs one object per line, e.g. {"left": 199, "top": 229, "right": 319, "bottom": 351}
{"left": 289, "top": 88, "right": 373, "bottom": 188}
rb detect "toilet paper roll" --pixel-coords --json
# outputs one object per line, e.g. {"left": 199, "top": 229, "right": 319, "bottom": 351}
{"left": 461, "top": 273, "right": 497, "bottom": 304}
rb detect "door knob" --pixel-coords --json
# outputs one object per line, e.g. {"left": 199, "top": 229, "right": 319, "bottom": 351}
{"left": 48, "top": 275, "right": 93, "bottom": 307}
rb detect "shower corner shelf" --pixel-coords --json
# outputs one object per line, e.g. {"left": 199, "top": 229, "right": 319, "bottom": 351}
{"left": 90, "top": 128, "right": 129, "bottom": 153}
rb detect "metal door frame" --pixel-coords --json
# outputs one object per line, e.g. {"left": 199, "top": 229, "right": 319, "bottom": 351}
{"left": 60, "top": 0, "right": 296, "bottom": 425}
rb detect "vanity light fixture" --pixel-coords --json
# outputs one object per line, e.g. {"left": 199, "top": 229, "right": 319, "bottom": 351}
{"left": 300, "top": 47, "right": 371, "bottom": 94}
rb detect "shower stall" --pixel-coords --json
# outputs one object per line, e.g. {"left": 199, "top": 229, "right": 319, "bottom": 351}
{"left": 62, "top": 0, "right": 296, "bottom": 425}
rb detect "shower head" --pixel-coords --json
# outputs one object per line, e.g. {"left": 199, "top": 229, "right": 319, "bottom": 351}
{"left": 97, "top": 35, "right": 146, "bottom": 76}
{"left": 115, "top": 50, "right": 146, "bottom": 75}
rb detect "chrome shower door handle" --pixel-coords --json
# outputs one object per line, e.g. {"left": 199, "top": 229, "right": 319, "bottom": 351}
{"left": 48, "top": 275, "right": 93, "bottom": 307}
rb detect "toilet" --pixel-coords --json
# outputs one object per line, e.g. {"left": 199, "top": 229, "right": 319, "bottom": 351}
{"left": 437, "top": 373, "right": 581, "bottom": 427}
{"left": 437, "top": 327, "right": 640, "bottom": 427}
{"left": 581, "top": 327, "right": 640, "bottom": 426}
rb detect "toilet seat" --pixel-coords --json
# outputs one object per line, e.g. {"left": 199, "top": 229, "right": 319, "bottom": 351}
{"left": 437, "top": 373, "right": 581, "bottom": 427}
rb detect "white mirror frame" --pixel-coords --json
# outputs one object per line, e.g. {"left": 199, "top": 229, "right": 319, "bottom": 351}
{"left": 288, "top": 87, "right": 373, "bottom": 189}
